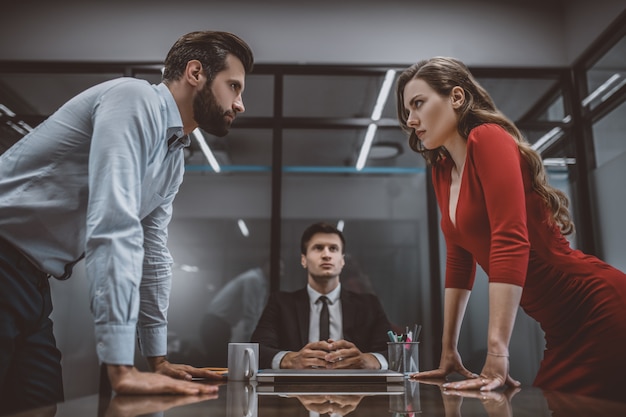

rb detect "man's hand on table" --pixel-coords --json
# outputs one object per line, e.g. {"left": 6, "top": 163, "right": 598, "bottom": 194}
{"left": 106, "top": 361, "right": 221, "bottom": 395}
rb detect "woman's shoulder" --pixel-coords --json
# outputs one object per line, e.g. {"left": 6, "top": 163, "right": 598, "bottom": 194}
{"left": 467, "top": 123, "right": 517, "bottom": 152}
{"left": 468, "top": 123, "right": 510, "bottom": 141}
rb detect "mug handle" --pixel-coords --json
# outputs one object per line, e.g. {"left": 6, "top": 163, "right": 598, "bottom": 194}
{"left": 243, "top": 347, "right": 257, "bottom": 378}
{"left": 242, "top": 384, "right": 257, "bottom": 417}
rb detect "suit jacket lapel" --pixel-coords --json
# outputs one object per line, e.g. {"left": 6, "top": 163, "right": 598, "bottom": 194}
{"left": 340, "top": 288, "right": 355, "bottom": 340}
{"left": 295, "top": 289, "right": 310, "bottom": 346}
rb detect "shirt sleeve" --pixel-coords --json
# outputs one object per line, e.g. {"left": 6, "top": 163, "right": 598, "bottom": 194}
{"left": 469, "top": 124, "right": 530, "bottom": 286}
{"left": 86, "top": 80, "right": 164, "bottom": 365}
{"left": 136, "top": 186, "right": 179, "bottom": 358}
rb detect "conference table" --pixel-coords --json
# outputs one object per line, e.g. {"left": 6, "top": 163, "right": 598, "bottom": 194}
{"left": 8, "top": 378, "right": 626, "bottom": 417}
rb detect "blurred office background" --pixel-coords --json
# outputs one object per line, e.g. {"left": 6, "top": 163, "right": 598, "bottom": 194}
{"left": 1, "top": 0, "right": 624, "bottom": 400}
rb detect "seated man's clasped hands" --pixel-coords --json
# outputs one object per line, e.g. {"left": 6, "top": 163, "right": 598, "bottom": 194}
{"left": 251, "top": 222, "right": 392, "bottom": 370}
{"left": 280, "top": 339, "right": 381, "bottom": 370}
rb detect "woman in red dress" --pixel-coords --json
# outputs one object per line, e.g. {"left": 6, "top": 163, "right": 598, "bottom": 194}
{"left": 395, "top": 57, "right": 626, "bottom": 402}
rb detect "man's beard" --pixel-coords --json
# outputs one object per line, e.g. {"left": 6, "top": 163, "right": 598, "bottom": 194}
{"left": 193, "top": 83, "right": 233, "bottom": 137}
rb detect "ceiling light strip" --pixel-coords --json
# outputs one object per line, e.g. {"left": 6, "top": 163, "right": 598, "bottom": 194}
{"left": 371, "top": 69, "right": 397, "bottom": 121}
{"left": 192, "top": 128, "right": 221, "bottom": 173}
{"left": 581, "top": 73, "right": 621, "bottom": 107}
{"left": 0, "top": 103, "right": 16, "bottom": 117}
{"left": 531, "top": 127, "right": 564, "bottom": 153}
{"left": 237, "top": 219, "right": 250, "bottom": 237}
{"left": 354, "top": 69, "right": 397, "bottom": 171}
{"left": 601, "top": 78, "right": 626, "bottom": 103}
{"left": 355, "top": 123, "right": 378, "bottom": 171}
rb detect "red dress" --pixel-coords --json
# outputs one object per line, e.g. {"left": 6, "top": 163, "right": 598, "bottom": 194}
{"left": 432, "top": 123, "right": 626, "bottom": 402}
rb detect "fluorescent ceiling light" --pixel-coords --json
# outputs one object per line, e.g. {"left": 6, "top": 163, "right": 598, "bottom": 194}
{"left": 16, "top": 120, "right": 33, "bottom": 133}
{"left": 355, "top": 123, "right": 378, "bottom": 171}
{"left": 7, "top": 121, "right": 32, "bottom": 135}
{"left": 543, "top": 158, "right": 576, "bottom": 167}
{"left": 354, "top": 69, "right": 397, "bottom": 170}
{"left": 336, "top": 220, "right": 345, "bottom": 232}
{"left": 601, "top": 77, "right": 626, "bottom": 102}
{"left": 531, "top": 127, "right": 564, "bottom": 153}
{"left": 237, "top": 219, "right": 250, "bottom": 237}
{"left": 582, "top": 73, "right": 621, "bottom": 107}
{"left": 192, "top": 128, "right": 221, "bottom": 173}
{"left": 370, "top": 69, "right": 396, "bottom": 121}
{"left": 180, "top": 264, "right": 199, "bottom": 273}
{"left": 0, "top": 103, "right": 16, "bottom": 117}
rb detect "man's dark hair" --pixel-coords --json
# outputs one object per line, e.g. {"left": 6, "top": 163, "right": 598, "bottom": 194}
{"left": 162, "top": 30, "right": 254, "bottom": 82}
{"left": 300, "top": 222, "right": 346, "bottom": 255}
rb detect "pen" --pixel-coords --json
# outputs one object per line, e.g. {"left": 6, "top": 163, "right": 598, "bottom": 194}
{"left": 387, "top": 330, "right": 397, "bottom": 342}
{"left": 414, "top": 324, "right": 422, "bottom": 342}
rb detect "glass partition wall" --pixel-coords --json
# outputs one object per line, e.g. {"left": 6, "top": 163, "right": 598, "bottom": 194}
{"left": 2, "top": 12, "right": 624, "bottom": 396}
{"left": 574, "top": 15, "right": 626, "bottom": 272}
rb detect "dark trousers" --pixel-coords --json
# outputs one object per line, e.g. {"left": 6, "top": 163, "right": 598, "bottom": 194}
{"left": 0, "top": 238, "right": 63, "bottom": 416}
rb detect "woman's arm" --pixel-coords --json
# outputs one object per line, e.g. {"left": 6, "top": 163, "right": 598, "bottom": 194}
{"left": 412, "top": 288, "right": 477, "bottom": 380}
{"left": 442, "top": 288, "right": 471, "bottom": 355}
{"left": 487, "top": 282, "right": 522, "bottom": 357}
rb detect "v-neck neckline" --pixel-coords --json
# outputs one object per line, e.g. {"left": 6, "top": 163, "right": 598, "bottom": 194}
{"left": 447, "top": 157, "right": 466, "bottom": 229}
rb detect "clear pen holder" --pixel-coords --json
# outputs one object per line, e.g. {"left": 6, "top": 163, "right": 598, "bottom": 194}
{"left": 387, "top": 341, "right": 419, "bottom": 376}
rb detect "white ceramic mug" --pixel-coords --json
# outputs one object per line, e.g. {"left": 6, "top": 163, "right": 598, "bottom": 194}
{"left": 228, "top": 342, "right": 258, "bottom": 381}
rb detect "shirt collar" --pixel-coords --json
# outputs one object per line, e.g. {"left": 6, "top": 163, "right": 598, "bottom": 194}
{"left": 167, "top": 134, "right": 190, "bottom": 152}
{"left": 154, "top": 82, "right": 188, "bottom": 152}
{"left": 307, "top": 283, "right": 341, "bottom": 305}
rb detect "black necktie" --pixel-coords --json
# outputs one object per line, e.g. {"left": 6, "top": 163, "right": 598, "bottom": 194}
{"left": 318, "top": 296, "right": 330, "bottom": 341}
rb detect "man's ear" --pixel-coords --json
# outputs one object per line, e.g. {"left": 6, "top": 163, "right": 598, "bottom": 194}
{"left": 451, "top": 86, "right": 465, "bottom": 109}
{"left": 185, "top": 60, "right": 204, "bottom": 87}
{"left": 301, "top": 254, "right": 307, "bottom": 269}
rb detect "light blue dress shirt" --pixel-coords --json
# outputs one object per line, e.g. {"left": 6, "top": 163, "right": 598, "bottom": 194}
{"left": 0, "top": 78, "right": 189, "bottom": 365}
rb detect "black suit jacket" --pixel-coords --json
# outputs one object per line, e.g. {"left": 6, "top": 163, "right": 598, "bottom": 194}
{"left": 250, "top": 287, "right": 392, "bottom": 369}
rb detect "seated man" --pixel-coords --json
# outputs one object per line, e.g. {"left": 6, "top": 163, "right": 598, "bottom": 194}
{"left": 251, "top": 222, "right": 392, "bottom": 369}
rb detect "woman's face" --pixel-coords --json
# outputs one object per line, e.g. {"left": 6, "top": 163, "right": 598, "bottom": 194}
{"left": 402, "top": 78, "right": 460, "bottom": 150}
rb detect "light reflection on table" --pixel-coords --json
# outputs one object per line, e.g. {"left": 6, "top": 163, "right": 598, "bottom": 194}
{"left": 10, "top": 378, "right": 626, "bottom": 417}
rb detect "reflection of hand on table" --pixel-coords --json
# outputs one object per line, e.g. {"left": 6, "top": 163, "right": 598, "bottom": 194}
{"left": 293, "top": 394, "right": 364, "bottom": 416}
{"left": 417, "top": 379, "right": 520, "bottom": 417}
{"left": 442, "top": 386, "right": 520, "bottom": 417}
{"left": 413, "top": 379, "right": 462, "bottom": 417}
{"left": 103, "top": 393, "right": 218, "bottom": 417}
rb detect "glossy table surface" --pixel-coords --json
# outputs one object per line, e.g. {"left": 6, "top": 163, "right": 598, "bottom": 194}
{"left": 10, "top": 379, "right": 626, "bottom": 417}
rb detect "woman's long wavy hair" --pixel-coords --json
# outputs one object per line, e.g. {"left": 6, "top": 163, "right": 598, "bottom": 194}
{"left": 395, "top": 57, "right": 573, "bottom": 235}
